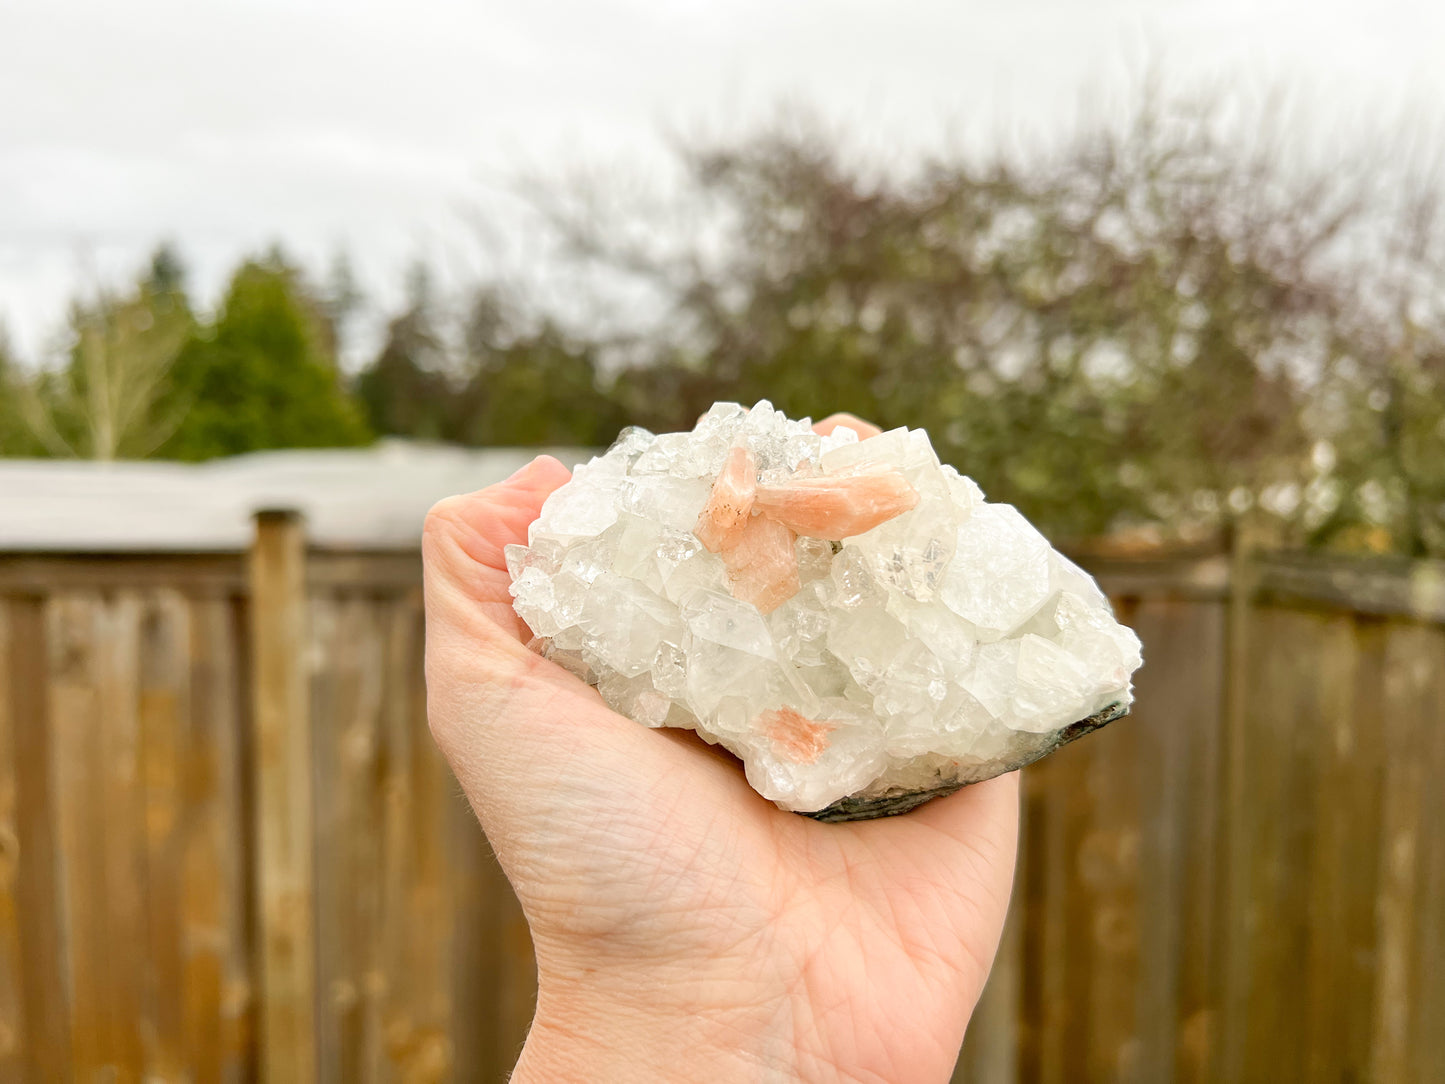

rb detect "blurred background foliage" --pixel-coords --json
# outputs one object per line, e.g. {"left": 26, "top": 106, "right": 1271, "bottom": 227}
{"left": 3, "top": 90, "right": 1444, "bottom": 555}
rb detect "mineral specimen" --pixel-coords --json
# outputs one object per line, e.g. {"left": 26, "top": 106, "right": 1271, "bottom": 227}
{"left": 507, "top": 402, "right": 1143, "bottom": 821}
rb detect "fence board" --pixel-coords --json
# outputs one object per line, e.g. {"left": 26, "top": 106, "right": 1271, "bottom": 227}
{"left": 1016, "top": 719, "right": 1088, "bottom": 1084}
{"left": 2, "top": 542, "right": 1443, "bottom": 1082}
{"left": 182, "top": 593, "right": 256, "bottom": 1082}
{"left": 1082, "top": 598, "right": 1145, "bottom": 1082}
{"left": 1301, "top": 614, "right": 1375, "bottom": 1082}
{"left": 1410, "top": 624, "right": 1445, "bottom": 1082}
{"left": 48, "top": 595, "right": 119, "bottom": 1076}
{"left": 312, "top": 594, "right": 378, "bottom": 1082}
{"left": 1333, "top": 617, "right": 1390, "bottom": 1080}
{"left": 7, "top": 596, "right": 70, "bottom": 1082}
{"left": 1125, "top": 597, "right": 1224, "bottom": 1084}
{"left": 0, "top": 604, "right": 24, "bottom": 1078}
{"left": 386, "top": 592, "right": 454, "bottom": 1081}
{"left": 97, "top": 593, "right": 150, "bottom": 1080}
{"left": 1232, "top": 607, "right": 1327, "bottom": 1078}
{"left": 0, "top": 553, "right": 245, "bottom": 594}
{"left": 137, "top": 591, "right": 192, "bottom": 1078}
{"left": 1371, "top": 622, "right": 1437, "bottom": 1082}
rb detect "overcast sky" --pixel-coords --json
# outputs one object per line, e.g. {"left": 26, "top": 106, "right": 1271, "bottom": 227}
{"left": 3, "top": 0, "right": 1443, "bottom": 360}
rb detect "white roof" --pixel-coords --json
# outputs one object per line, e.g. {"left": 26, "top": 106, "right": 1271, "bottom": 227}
{"left": 0, "top": 441, "right": 596, "bottom": 551}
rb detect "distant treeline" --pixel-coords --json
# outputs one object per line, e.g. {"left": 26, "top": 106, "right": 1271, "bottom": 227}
{"left": 3, "top": 91, "right": 1444, "bottom": 556}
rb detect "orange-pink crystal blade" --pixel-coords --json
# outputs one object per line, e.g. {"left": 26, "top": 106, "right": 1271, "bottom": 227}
{"left": 753, "top": 469, "right": 919, "bottom": 540}
{"left": 720, "top": 512, "right": 800, "bottom": 614}
{"left": 761, "top": 707, "right": 835, "bottom": 764}
{"left": 694, "top": 444, "right": 757, "bottom": 553}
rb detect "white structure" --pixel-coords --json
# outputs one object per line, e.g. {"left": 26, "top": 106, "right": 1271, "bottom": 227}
{"left": 0, "top": 441, "right": 594, "bottom": 551}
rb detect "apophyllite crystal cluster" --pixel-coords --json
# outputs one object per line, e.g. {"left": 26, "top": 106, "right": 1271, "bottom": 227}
{"left": 507, "top": 402, "right": 1142, "bottom": 821}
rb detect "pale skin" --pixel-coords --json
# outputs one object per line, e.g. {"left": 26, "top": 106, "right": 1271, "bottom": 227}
{"left": 422, "top": 414, "right": 1019, "bottom": 1083}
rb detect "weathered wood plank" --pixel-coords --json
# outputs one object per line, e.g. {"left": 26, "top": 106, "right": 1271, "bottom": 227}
{"left": 1232, "top": 607, "right": 1325, "bottom": 1079}
{"left": 1254, "top": 552, "right": 1445, "bottom": 622}
{"left": 94, "top": 593, "right": 148, "bottom": 1078}
{"left": 1301, "top": 614, "right": 1377, "bottom": 1083}
{"left": 1215, "top": 543, "right": 1256, "bottom": 1083}
{"left": 8, "top": 596, "right": 70, "bottom": 1082}
{"left": 248, "top": 511, "right": 318, "bottom": 1082}
{"left": 48, "top": 595, "right": 116, "bottom": 1078}
{"left": 1077, "top": 598, "right": 1144, "bottom": 1082}
{"left": 312, "top": 593, "right": 387, "bottom": 1084}
{"left": 179, "top": 595, "right": 226, "bottom": 1084}
{"left": 0, "top": 554, "right": 245, "bottom": 594}
{"left": 137, "top": 592, "right": 190, "bottom": 1079}
{"left": 1371, "top": 622, "right": 1435, "bottom": 1082}
{"left": 1084, "top": 555, "right": 1230, "bottom": 603}
{"left": 0, "top": 603, "right": 26, "bottom": 1078}
{"left": 1164, "top": 601, "right": 1225, "bottom": 1084}
{"left": 306, "top": 552, "right": 423, "bottom": 592}
{"left": 1123, "top": 598, "right": 1224, "bottom": 1084}
{"left": 1015, "top": 724, "right": 1088, "bottom": 1084}
{"left": 389, "top": 591, "right": 452, "bottom": 1082}
{"left": 376, "top": 593, "right": 415, "bottom": 1083}
{"left": 309, "top": 597, "right": 346, "bottom": 1082}
{"left": 183, "top": 594, "right": 256, "bottom": 1083}
{"left": 1410, "top": 624, "right": 1445, "bottom": 1083}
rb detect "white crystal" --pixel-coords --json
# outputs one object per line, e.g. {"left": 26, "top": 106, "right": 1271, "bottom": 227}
{"left": 939, "top": 503, "right": 1053, "bottom": 636}
{"left": 508, "top": 401, "right": 1143, "bottom": 815}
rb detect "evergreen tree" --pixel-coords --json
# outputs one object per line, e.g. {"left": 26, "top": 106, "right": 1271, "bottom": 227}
{"left": 356, "top": 263, "right": 452, "bottom": 440}
{"left": 0, "top": 326, "right": 38, "bottom": 456}
{"left": 161, "top": 255, "right": 370, "bottom": 460}
{"left": 451, "top": 289, "right": 626, "bottom": 447}
{"left": 147, "top": 242, "right": 187, "bottom": 295}
{"left": 323, "top": 249, "right": 366, "bottom": 360}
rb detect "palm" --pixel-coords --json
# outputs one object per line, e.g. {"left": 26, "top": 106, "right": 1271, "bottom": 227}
{"left": 424, "top": 448, "right": 1018, "bottom": 1082}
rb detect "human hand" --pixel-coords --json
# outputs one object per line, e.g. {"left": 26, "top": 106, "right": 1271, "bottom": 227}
{"left": 422, "top": 414, "right": 1019, "bottom": 1083}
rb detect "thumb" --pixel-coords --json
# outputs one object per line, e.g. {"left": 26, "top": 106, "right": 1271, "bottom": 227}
{"left": 422, "top": 454, "right": 573, "bottom": 640}
{"left": 421, "top": 455, "right": 659, "bottom": 804}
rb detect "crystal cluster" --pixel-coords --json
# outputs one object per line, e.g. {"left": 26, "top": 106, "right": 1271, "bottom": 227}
{"left": 507, "top": 402, "right": 1142, "bottom": 820}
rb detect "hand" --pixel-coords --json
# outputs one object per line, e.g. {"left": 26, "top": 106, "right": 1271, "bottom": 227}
{"left": 422, "top": 414, "right": 1019, "bottom": 1083}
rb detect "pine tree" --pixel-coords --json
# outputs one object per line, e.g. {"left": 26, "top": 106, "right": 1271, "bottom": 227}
{"left": 0, "top": 325, "right": 38, "bottom": 456}
{"left": 323, "top": 249, "right": 366, "bottom": 361}
{"left": 356, "top": 262, "right": 452, "bottom": 440}
{"left": 451, "top": 288, "right": 626, "bottom": 447}
{"left": 160, "top": 254, "right": 370, "bottom": 459}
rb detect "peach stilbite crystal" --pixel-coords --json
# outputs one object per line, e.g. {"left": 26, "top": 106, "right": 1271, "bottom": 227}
{"left": 694, "top": 445, "right": 756, "bottom": 552}
{"left": 754, "top": 469, "right": 920, "bottom": 539}
{"left": 764, "top": 707, "right": 835, "bottom": 765}
{"left": 720, "top": 512, "right": 800, "bottom": 614}
{"left": 507, "top": 400, "right": 1143, "bottom": 820}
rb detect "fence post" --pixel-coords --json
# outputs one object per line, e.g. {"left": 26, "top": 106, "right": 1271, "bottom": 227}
{"left": 249, "top": 510, "right": 317, "bottom": 1082}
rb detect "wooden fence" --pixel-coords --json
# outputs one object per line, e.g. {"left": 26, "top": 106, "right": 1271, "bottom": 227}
{"left": 0, "top": 518, "right": 1442, "bottom": 1082}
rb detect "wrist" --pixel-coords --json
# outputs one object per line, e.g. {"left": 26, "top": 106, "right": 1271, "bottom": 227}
{"left": 512, "top": 960, "right": 799, "bottom": 1083}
